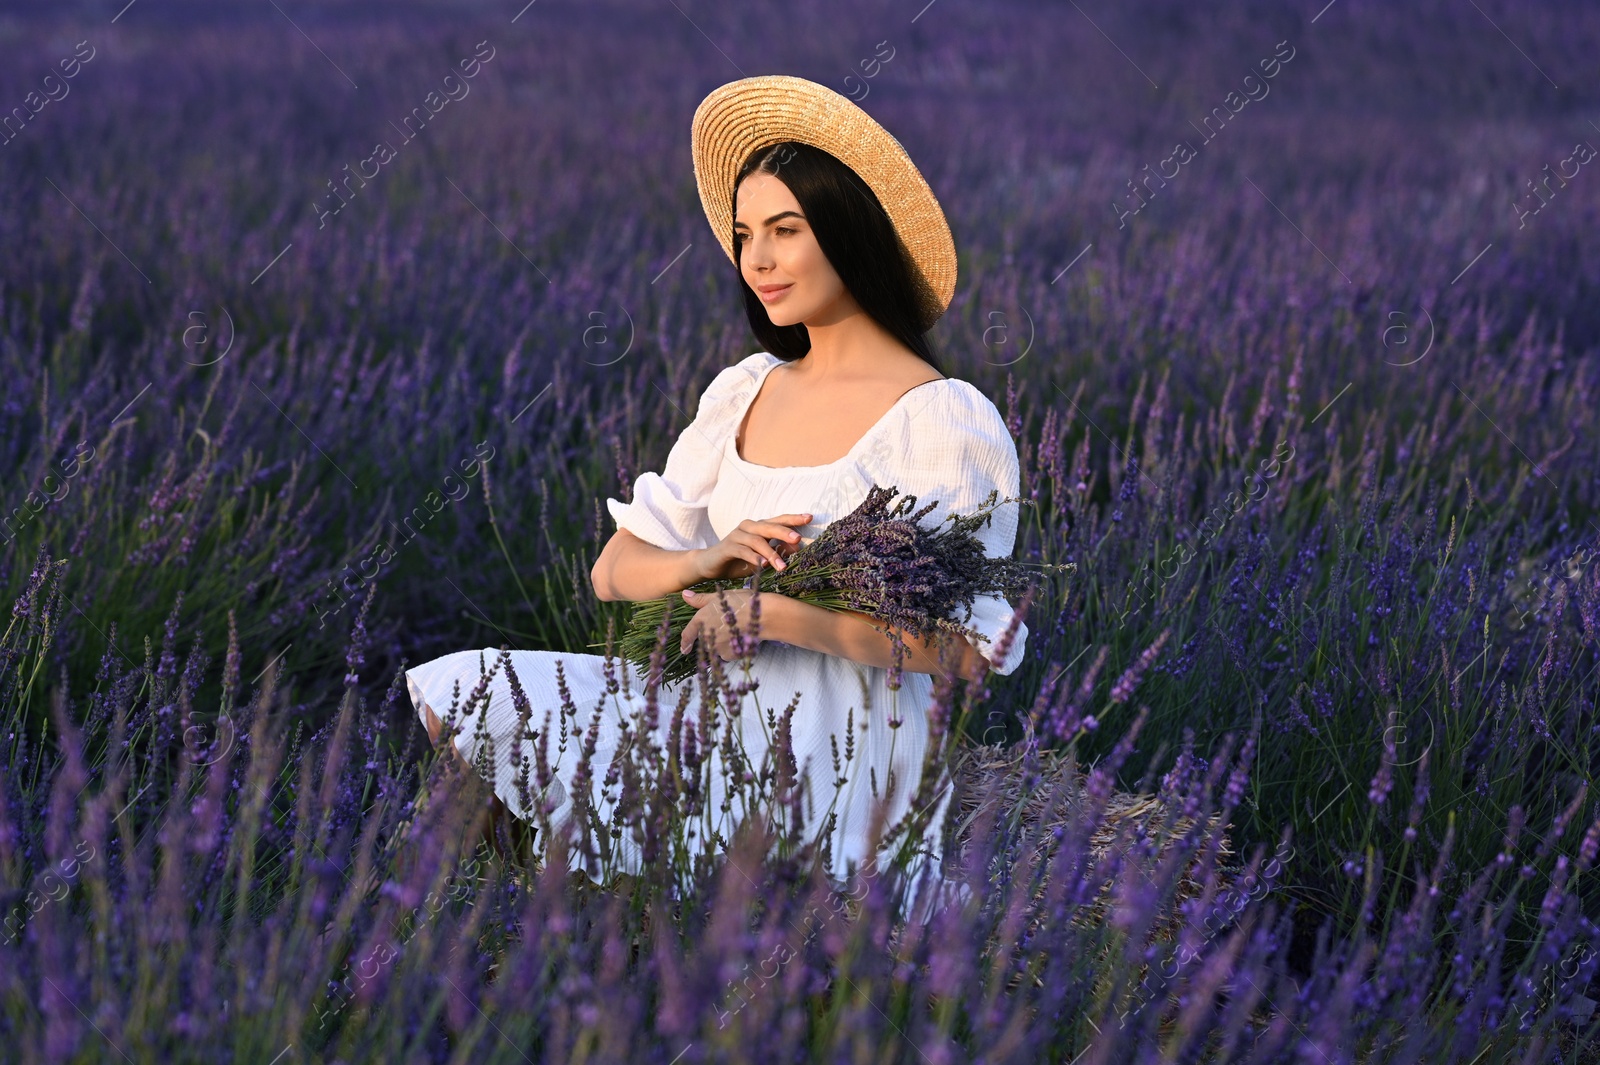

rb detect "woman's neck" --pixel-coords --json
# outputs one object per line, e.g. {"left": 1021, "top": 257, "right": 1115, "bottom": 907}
{"left": 797, "top": 307, "right": 917, "bottom": 377}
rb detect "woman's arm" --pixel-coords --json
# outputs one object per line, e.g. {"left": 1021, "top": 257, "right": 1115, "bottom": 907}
{"left": 762, "top": 594, "right": 991, "bottom": 683}
{"left": 590, "top": 529, "right": 704, "bottom": 602}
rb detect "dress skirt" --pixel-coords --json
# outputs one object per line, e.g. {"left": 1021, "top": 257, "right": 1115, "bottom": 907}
{"left": 405, "top": 639, "right": 956, "bottom": 896}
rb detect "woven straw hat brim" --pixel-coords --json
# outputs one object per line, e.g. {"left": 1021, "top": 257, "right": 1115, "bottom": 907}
{"left": 691, "top": 75, "right": 957, "bottom": 334}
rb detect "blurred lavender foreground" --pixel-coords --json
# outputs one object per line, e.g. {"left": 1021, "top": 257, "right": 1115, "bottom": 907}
{"left": 3, "top": 0, "right": 1600, "bottom": 1060}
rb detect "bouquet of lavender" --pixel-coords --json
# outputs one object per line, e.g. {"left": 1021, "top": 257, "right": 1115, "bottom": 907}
{"left": 601, "top": 484, "right": 1073, "bottom": 685}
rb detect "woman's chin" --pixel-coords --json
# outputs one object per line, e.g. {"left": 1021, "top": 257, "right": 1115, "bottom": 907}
{"left": 760, "top": 294, "right": 815, "bottom": 328}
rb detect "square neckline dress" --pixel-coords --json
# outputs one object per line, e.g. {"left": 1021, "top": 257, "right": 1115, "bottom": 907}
{"left": 405, "top": 351, "right": 1030, "bottom": 890}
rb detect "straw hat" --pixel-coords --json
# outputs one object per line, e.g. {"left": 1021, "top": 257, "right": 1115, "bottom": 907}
{"left": 690, "top": 74, "right": 958, "bottom": 333}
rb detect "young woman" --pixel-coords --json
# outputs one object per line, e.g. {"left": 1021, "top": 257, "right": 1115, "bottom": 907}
{"left": 406, "top": 75, "right": 1028, "bottom": 902}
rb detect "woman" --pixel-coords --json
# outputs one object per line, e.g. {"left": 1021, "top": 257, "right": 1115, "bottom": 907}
{"left": 407, "top": 75, "right": 1028, "bottom": 901}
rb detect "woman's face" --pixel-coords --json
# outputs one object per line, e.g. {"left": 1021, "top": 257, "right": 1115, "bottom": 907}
{"left": 733, "top": 171, "right": 856, "bottom": 327}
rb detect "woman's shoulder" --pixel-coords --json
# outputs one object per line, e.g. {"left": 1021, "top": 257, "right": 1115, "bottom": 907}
{"left": 720, "top": 350, "right": 782, "bottom": 386}
{"left": 728, "top": 350, "right": 782, "bottom": 383}
{"left": 694, "top": 351, "right": 780, "bottom": 423}
{"left": 860, "top": 372, "right": 1017, "bottom": 485}
{"left": 909, "top": 375, "right": 1013, "bottom": 446}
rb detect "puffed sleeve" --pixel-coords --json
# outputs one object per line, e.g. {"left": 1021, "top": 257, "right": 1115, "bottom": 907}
{"left": 859, "top": 382, "right": 1030, "bottom": 676}
{"left": 604, "top": 355, "right": 761, "bottom": 552}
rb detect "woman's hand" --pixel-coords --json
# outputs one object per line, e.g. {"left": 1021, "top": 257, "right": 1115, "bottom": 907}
{"left": 680, "top": 587, "right": 783, "bottom": 661}
{"left": 691, "top": 512, "right": 813, "bottom": 582}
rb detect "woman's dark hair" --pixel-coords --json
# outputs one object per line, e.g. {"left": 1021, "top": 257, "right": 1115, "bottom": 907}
{"left": 731, "top": 141, "right": 943, "bottom": 374}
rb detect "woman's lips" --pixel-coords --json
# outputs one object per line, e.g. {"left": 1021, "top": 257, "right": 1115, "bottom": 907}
{"left": 757, "top": 284, "right": 793, "bottom": 303}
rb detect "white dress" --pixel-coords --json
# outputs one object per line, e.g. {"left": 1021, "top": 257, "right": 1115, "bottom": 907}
{"left": 405, "top": 351, "right": 1028, "bottom": 894}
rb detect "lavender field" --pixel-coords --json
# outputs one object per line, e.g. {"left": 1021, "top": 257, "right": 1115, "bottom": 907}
{"left": 3, "top": 0, "right": 1599, "bottom": 1060}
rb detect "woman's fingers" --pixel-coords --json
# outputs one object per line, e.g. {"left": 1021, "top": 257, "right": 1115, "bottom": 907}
{"left": 722, "top": 548, "right": 764, "bottom": 578}
{"left": 703, "top": 514, "right": 812, "bottom": 581}
{"left": 680, "top": 594, "right": 754, "bottom": 659}
{"left": 755, "top": 515, "right": 812, "bottom": 541}
{"left": 760, "top": 514, "right": 812, "bottom": 566}
{"left": 736, "top": 529, "right": 789, "bottom": 571}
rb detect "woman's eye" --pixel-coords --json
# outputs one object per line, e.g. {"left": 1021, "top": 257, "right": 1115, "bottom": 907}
{"left": 775, "top": 227, "right": 794, "bottom": 235}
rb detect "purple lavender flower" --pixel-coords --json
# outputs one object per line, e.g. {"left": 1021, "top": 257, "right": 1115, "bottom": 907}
{"left": 614, "top": 483, "right": 1069, "bottom": 683}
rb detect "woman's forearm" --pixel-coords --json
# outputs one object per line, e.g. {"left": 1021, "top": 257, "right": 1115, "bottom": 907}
{"left": 762, "top": 594, "right": 990, "bottom": 682}
{"left": 590, "top": 530, "right": 703, "bottom": 601}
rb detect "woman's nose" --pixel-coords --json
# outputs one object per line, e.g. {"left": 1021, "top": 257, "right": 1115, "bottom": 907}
{"left": 745, "top": 235, "right": 774, "bottom": 266}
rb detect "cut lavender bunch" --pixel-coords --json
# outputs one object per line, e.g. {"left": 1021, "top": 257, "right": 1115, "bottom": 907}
{"left": 599, "top": 484, "right": 1073, "bottom": 684}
